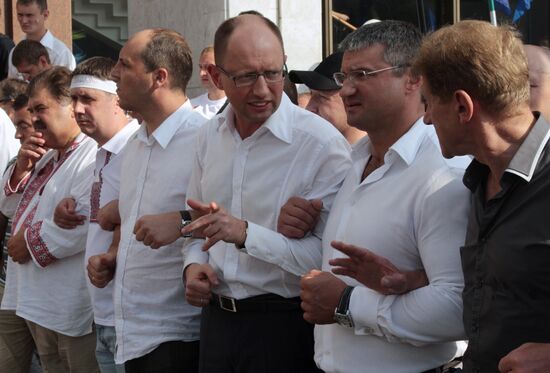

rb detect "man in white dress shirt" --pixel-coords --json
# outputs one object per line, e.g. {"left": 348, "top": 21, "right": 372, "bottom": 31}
{"left": 190, "top": 46, "right": 226, "bottom": 119}
{"left": 53, "top": 56, "right": 139, "bottom": 373}
{"left": 8, "top": 0, "right": 76, "bottom": 79}
{"left": 0, "top": 66, "right": 99, "bottom": 372}
{"left": 181, "top": 14, "right": 351, "bottom": 373}
{"left": 90, "top": 28, "right": 206, "bottom": 372}
{"left": 12, "top": 39, "right": 51, "bottom": 81}
{"left": 298, "top": 20, "right": 469, "bottom": 373}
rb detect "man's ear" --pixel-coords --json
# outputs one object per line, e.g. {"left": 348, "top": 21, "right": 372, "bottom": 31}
{"left": 42, "top": 9, "right": 50, "bottom": 21}
{"left": 38, "top": 55, "right": 48, "bottom": 68}
{"left": 405, "top": 73, "right": 422, "bottom": 93}
{"left": 454, "top": 90, "right": 474, "bottom": 123}
{"left": 152, "top": 68, "right": 168, "bottom": 88}
{"left": 207, "top": 64, "right": 224, "bottom": 90}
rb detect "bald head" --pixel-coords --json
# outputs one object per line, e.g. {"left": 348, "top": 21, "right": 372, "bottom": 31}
{"left": 524, "top": 44, "right": 550, "bottom": 119}
{"left": 214, "top": 14, "right": 284, "bottom": 66}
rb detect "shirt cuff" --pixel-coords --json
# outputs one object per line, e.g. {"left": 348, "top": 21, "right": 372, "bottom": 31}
{"left": 4, "top": 167, "right": 31, "bottom": 196}
{"left": 348, "top": 286, "right": 384, "bottom": 337}
{"left": 183, "top": 241, "right": 209, "bottom": 269}
{"left": 25, "top": 221, "right": 57, "bottom": 268}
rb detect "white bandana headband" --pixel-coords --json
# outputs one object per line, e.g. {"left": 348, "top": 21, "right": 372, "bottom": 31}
{"left": 70, "top": 75, "right": 118, "bottom": 94}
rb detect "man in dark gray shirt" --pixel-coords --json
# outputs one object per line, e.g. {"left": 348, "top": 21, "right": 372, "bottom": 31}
{"left": 415, "top": 20, "right": 550, "bottom": 373}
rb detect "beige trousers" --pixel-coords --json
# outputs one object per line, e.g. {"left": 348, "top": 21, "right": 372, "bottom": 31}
{"left": 26, "top": 320, "right": 100, "bottom": 373}
{"left": 0, "top": 285, "right": 35, "bottom": 373}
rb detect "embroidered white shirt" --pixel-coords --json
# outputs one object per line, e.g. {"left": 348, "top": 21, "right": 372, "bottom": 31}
{"left": 183, "top": 94, "right": 352, "bottom": 299}
{"left": 85, "top": 120, "right": 139, "bottom": 327}
{"left": 190, "top": 92, "right": 226, "bottom": 119}
{"left": 314, "top": 119, "right": 469, "bottom": 373}
{"left": 114, "top": 101, "right": 206, "bottom": 363}
{"left": 0, "top": 133, "right": 97, "bottom": 337}
{"left": 8, "top": 30, "right": 76, "bottom": 79}
{"left": 0, "top": 108, "right": 20, "bottom": 173}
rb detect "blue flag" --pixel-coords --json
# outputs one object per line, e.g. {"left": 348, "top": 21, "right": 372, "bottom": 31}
{"left": 495, "top": 0, "right": 512, "bottom": 15}
{"left": 513, "top": 0, "right": 532, "bottom": 22}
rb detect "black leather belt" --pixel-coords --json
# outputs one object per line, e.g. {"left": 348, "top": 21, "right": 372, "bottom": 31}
{"left": 210, "top": 293, "right": 301, "bottom": 313}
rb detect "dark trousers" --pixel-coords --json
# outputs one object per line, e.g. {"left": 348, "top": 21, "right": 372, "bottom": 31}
{"left": 199, "top": 298, "right": 323, "bottom": 373}
{"left": 125, "top": 340, "right": 199, "bottom": 373}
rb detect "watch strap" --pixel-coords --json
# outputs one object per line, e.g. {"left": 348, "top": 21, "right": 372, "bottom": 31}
{"left": 336, "top": 285, "right": 354, "bottom": 314}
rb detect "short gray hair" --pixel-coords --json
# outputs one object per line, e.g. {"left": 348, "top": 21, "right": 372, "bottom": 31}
{"left": 338, "top": 20, "right": 422, "bottom": 75}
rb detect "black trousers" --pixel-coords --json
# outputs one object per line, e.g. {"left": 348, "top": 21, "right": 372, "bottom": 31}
{"left": 199, "top": 299, "right": 323, "bottom": 373}
{"left": 125, "top": 340, "right": 200, "bottom": 373}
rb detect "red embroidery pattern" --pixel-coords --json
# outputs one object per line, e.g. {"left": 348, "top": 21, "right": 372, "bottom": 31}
{"left": 11, "top": 137, "right": 85, "bottom": 265}
{"left": 90, "top": 151, "right": 112, "bottom": 223}
{"left": 3, "top": 170, "right": 31, "bottom": 196}
{"left": 26, "top": 221, "right": 57, "bottom": 267}
{"left": 12, "top": 159, "right": 55, "bottom": 229}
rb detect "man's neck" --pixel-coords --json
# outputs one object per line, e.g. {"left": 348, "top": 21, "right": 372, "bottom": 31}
{"left": 26, "top": 28, "right": 47, "bottom": 42}
{"left": 58, "top": 129, "right": 82, "bottom": 158}
{"left": 234, "top": 115, "right": 263, "bottom": 140}
{"left": 95, "top": 116, "right": 132, "bottom": 147}
{"left": 142, "top": 92, "right": 188, "bottom": 135}
{"left": 366, "top": 111, "right": 423, "bottom": 161}
{"left": 474, "top": 109, "right": 536, "bottom": 182}
{"left": 207, "top": 88, "right": 225, "bottom": 101}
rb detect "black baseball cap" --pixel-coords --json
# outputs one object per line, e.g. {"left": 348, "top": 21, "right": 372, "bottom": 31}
{"left": 288, "top": 52, "right": 343, "bottom": 91}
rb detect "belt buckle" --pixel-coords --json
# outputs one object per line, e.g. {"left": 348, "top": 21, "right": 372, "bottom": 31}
{"left": 219, "top": 295, "right": 237, "bottom": 312}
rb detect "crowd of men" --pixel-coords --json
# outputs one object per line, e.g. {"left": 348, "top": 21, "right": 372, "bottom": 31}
{"left": 0, "top": 0, "right": 550, "bottom": 373}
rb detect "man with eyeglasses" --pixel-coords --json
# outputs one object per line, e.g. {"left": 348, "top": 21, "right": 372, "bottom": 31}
{"left": 289, "top": 52, "right": 366, "bottom": 145}
{"left": 294, "top": 20, "right": 469, "bottom": 373}
{"left": 181, "top": 13, "right": 351, "bottom": 373}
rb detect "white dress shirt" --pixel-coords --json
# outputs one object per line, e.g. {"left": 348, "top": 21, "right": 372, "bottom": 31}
{"left": 114, "top": 101, "right": 206, "bottom": 363}
{"left": 85, "top": 120, "right": 138, "bottom": 327}
{"left": 0, "top": 133, "right": 97, "bottom": 337}
{"left": 190, "top": 92, "right": 226, "bottom": 119}
{"left": 0, "top": 108, "right": 19, "bottom": 173}
{"left": 8, "top": 30, "right": 76, "bottom": 78}
{"left": 183, "top": 94, "right": 352, "bottom": 299}
{"left": 314, "top": 119, "right": 469, "bottom": 373}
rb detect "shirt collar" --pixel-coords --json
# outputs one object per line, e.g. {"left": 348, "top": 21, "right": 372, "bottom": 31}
{"left": 505, "top": 113, "right": 550, "bottom": 182}
{"left": 351, "top": 116, "right": 427, "bottom": 166}
{"left": 215, "top": 93, "right": 293, "bottom": 144}
{"left": 463, "top": 112, "right": 550, "bottom": 191}
{"left": 137, "top": 100, "right": 194, "bottom": 148}
{"left": 101, "top": 119, "right": 139, "bottom": 155}
{"left": 39, "top": 30, "right": 54, "bottom": 49}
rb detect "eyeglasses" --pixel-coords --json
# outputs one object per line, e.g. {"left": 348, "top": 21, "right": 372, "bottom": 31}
{"left": 217, "top": 65, "right": 287, "bottom": 87}
{"left": 333, "top": 65, "right": 406, "bottom": 87}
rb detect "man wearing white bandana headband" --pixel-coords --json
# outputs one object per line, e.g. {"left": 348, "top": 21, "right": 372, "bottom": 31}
{"left": 53, "top": 56, "right": 139, "bottom": 373}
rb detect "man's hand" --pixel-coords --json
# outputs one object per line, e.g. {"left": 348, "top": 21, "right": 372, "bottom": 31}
{"left": 97, "top": 200, "right": 120, "bottom": 231}
{"left": 7, "top": 229, "right": 31, "bottom": 264}
{"left": 277, "top": 197, "right": 323, "bottom": 239}
{"left": 181, "top": 199, "right": 246, "bottom": 251}
{"left": 184, "top": 263, "right": 219, "bottom": 307}
{"left": 87, "top": 251, "right": 117, "bottom": 288}
{"left": 16, "top": 133, "right": 47, "bottom": 173}
{"left": 300, "top": 269, "right": 347, "bottom": 324}
{"left": 134, "top": 212, "right": 182, "bottom": 249}
{"left": 10, "top": 134, "right": 47, "bottom": 188}
{"left": 498, "top": 343, "right": 550, "bottom": 372}
{"left": 54, "top": 197, "right": 86, "bottom": 229}
{"left": 329, "top": 241, "right": 428, "bottom": 295}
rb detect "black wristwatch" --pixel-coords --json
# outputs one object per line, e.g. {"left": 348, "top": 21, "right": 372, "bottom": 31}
{"left": 333, "top": 286, "right": 355, "bottom": 328}
{"left": 180, "top": 210, "right": 193, "bottom": 238}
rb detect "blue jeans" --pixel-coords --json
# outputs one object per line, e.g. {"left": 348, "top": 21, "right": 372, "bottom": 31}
{"left": 96, "top": 324, "right": 125, "bottom": 373}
